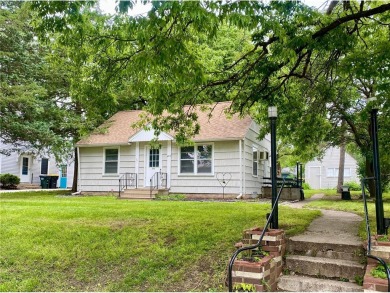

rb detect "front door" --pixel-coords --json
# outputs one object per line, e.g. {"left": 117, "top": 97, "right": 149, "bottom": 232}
{"left": 145, "top": 147, "right": 160, "bottom": 187}
{"left": 59, "top": 165, "right": 67, "bottom": 189}
{"left": 20, "top": 156, "right": 30, "bottom": 182}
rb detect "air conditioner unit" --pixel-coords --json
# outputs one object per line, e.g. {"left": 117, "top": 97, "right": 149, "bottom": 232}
{"left": 259, "top": 151, "right": 269, "bottom": 161}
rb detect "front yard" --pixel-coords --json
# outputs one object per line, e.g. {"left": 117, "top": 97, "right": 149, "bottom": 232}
{"left": 0, "top": 191, "right": 320, "bottom": 292}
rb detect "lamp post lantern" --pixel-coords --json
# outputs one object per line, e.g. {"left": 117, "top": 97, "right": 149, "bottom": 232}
{"left": 268, "top": 106, "right": 278, "bottom": 229}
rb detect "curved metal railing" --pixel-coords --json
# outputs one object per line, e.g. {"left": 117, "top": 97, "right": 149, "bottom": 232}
{"left": 362, "top": 177, "right": 390, "bottom": 292}
{"left": 150, "top": 171, "right": 167, "bottom": 198}
{"left": 227, "top": 179, "right": 286, "bottom": 292}
{"left": 118, "top": 173, "right": 137, "bottom": 197}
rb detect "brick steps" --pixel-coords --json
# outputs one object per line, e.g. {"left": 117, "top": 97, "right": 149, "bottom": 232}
{"left": 284, "top": 255, "right": 365, "bottom": 280}
{"left": 278, "top": 275, "right": 363, "bottom": 292}
{"left": 288, "top": 239, "right": 364, "bottom": 262}
{"left": 278, "top": 234, "right": 365, "bottom": 291}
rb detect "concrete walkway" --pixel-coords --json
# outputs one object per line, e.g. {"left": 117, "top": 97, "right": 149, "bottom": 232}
{"left": 0, "top": 188, "right": 70, "bottom": 193}
{"left": 281, "top": 193, "right": 363, "bottom": 246}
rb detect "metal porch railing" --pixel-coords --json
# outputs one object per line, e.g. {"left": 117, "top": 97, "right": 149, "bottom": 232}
{"left": 227, "top": 179, "right": 286, "bottom": 292}
{"left": 150, "top": 171, "right": 167, "bottom": 198}
{"left": 118, "top": 173, "right": 137, "bottom": 197}
{"left": 362, "top": 177, "right": 390, "bottom": 292}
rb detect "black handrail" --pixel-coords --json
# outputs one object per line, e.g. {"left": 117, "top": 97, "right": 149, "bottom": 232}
{"left": 150, "top": 171, "right": 167, "bottom": 198}
{"left": 228, "top": 179, "right": 286, "bottom": 292}
{"left": 362, "top": 177, "right": 390, "bottom": 292}
{"left": 118, "top": 173, "right": 137, "bottom": 197}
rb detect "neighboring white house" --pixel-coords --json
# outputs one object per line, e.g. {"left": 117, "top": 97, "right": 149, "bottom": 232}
{"left": 0, "top": 142, "right": 74, "bottom": 189}
{"left": 75, "top": 102, "right": 271, "bottom": 197}
{"left": 305, "top": 147, "right": 359, "bottom": 189}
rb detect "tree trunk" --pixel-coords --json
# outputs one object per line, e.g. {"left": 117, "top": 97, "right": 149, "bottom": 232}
{"left": 72, "top": 147, "right": 78, "bottom": 192}
{"left": 337, "top": 142, "right": 346, "bottom": 193}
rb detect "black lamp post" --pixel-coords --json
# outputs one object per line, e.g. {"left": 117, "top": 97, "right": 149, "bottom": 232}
{"left": 268, "top": 106, "right": 278, "bottom": 229}
{"left": 371, "top": 107, "right": 385, "bottom": 234}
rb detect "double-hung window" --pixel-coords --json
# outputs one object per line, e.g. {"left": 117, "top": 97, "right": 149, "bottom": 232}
{"left": 180, "top": 144, "right": 213, "bottom": 174}
{"left": 327, "top": 168, "right": 352, "bottom": 178}
{"left": 41, "top": 158, "right": 49, "bottom": 174}
{"left": 253, "top": 148, "right": 258, "bottom": 176}
{"left": 105, "top": 148, "right": 119, "bottom": 174}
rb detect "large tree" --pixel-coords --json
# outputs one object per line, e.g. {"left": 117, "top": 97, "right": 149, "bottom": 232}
{"left": 29, "top": 0, "right": 390, "bottom": 194}
{"left": 0, "top": 2, "right": 81, "bottom": 161}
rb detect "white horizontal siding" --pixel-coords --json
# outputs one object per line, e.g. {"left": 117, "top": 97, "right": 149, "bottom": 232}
{"left": 305, "top": 147, "right": 359, "bottom": 189}
{"left": 170, "top": 141, "right": 241, "bottom": 194}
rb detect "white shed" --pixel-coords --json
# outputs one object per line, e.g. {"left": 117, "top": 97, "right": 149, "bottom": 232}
{"left": 305, "top": 147, "right": 359, "bottom": 189}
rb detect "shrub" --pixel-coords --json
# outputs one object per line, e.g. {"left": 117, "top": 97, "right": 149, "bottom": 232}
{"left": 302, "top": 182, "right": 311, "bottom": 190}
{"left": 344, "top": 181, "right": 361, "bottom": 191}
{"left": 155, "top": 194, "right": 186, "bottom": 201}
{"left": 0, "top": 173, "right": 20, "bottom": 189}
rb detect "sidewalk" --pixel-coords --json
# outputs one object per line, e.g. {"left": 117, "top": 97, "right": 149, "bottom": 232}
{"left": 282, "top": 193, "right": 362, "bottom": 246}
{"left": 0, "top": 188, "right": 69, "bottom": 193}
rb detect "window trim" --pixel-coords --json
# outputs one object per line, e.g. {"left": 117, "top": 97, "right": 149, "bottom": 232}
{"left": 103, "top": 147, "right": 120, "bottom": 175}
{"left": 178, "top": 143, "right": 214, "bottom": 175}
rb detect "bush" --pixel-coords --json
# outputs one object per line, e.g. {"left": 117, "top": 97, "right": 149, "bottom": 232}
{"left": 302, "top": 182, "right": 311, "bottom": 190}
{"left": 0, "top": 173, "right": 20, "bottom": 189}
{"left": 155, "top": 194, "right": 186, "bottom": 201}
{"left": 344, "top": 181, "right": 361, "bottom": 191}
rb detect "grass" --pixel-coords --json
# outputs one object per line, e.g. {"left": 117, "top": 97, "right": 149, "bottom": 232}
{"left": 303, "top": 189, "right": 362, "bottom": 198}
{"left": 0, "top": 191, "right": 320, "bottom": 292}
{"left": 305, "top": 191, "right": 390, "bottom": 239}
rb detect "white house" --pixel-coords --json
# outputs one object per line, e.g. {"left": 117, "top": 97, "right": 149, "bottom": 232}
{"left": 0, "top": 142, "right": 74, "bottom": 189}
{"left": 75, "top": 102, "right": 271, "bottom": 197}
{"left": 305, "top": 147, "right": 359, "bottom": 189}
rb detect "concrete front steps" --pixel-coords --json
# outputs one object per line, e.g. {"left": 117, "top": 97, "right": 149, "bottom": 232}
{"left": 278, "top": 238, "right": 365, "bottom": 292}
{"left": 118, "top": 188, "right": 168, "bottom": 200}
{"left": 17, "top": 183, "right": 41, "bottom": 189}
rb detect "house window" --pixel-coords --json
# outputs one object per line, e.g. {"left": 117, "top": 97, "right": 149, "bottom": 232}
{"left": 326, "top": 168, "right": 338, "bottom": 177}
{"left": 180, "top": 144, "right": 213, "bottom": 174}
{"left": 105, "top": 148, "right": 119, "bottom": 174}
{"left": 22, "top": 157, "right": 29, "bottom": 175}
{"left": 41, "top": 158, "right": 49, "bottom": 174}
{"left": 253, "top": 148, "right": 258, "bottom": 176}
{"left": 149, "top": 148, "right": 160, "bottom": 168}
{"left": 327, "top": 168, "right": 351, "bottom": 178}
{"left": 60, "top": 165, "right": 67, "bottom": 178}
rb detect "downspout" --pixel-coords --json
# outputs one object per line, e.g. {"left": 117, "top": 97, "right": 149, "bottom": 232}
{"left": 77, "top": 146, "right": 81, "bottom": 192}
{"left": 167, "top": 140, "right": 172, "bottom": 189}
{"left": 243, "top": 138, "right": 246, "bottom": 196}
{"left": 239, "top": 140, "right": 243, "bottom": 196}
{"left": 135, "top": 142, "right": 139, "bottom": 187}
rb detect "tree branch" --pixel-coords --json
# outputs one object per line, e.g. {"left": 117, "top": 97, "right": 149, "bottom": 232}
{"left": 312, "top": 3, "right": 390, "bottom": 39}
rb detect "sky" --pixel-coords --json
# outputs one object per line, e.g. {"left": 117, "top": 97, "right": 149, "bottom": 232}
{"left": 99, "top": 0, "right": 327, "bottom": 16}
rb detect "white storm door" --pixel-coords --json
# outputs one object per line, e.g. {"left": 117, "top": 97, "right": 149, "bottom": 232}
{"left": 145, "top": 147, "right": 161, "bottom": 187}
{"left": 20, "top": 156, "right": 30, "bottom": 182}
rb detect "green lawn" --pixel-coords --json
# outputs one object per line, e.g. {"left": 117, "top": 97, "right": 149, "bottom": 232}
{"left": 305, "top": 191, "right": 390, "bottom": 239}
{"left": 0, "top": 191, "right": 320, "bottom": 292}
